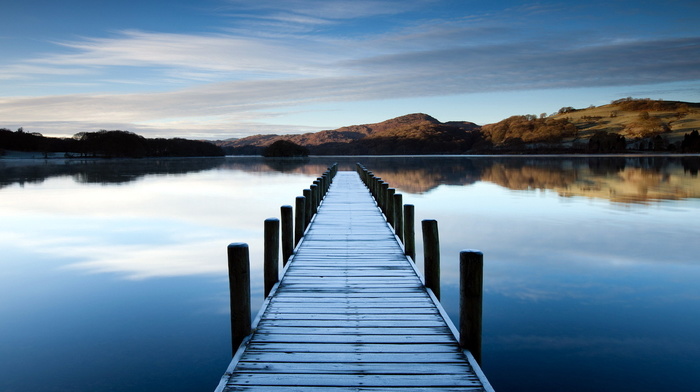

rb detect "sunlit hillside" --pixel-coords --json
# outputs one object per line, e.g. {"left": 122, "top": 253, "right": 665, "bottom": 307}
{"left": 551, "top": 98, "right": 700, "bottom": 144}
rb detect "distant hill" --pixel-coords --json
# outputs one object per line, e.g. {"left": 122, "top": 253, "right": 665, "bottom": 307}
{"left": 217, "top": 99, "right": 700, "bottom": 155}
{"left": 217, "top": 113, "right": 481, "bottom": 155}
{"left": 481, "top": 98, "right": 700, "bottom": 152}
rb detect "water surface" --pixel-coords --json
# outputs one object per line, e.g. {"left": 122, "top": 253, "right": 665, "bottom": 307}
{"left": 1, "top": 156, "right": 698, "bottom": 391}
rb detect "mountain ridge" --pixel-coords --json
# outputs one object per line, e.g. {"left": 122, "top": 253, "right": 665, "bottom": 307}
{"left": 216, "top": 98, "right": 700, "bottom": 154}
{"left": 218, "top": 113, "right": 467, "bottom": 147}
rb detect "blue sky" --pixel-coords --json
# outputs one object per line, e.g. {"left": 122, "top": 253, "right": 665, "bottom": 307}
{"left": 2, "top": 0, "right": 699, "bottom": 139}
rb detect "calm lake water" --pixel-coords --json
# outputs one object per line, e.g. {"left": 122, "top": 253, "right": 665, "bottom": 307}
{"left": 1, "top": 155, "right": 699, "bottom": 392}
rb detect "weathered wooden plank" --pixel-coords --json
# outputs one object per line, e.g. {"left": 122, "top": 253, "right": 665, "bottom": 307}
{"left": 244, "top": 342, "right": 462, "bottom": 353}
{"left": 224, "top": 387, "right": 483, "bottom": 392}
{"left": 235, "top": 361, "right": 474, "bottom": 374}
{"left": 272, "top": 291, "right": 429, "bottom": 298}
{"left": 254, "top": 327, "right": 452, "bottom": 335}
{"left": 263, "top": 307, "right": 439, "bottom": 315}
{"left": 286, "top": 266, "right": 414, "bottom": 272}
{"left": 278, "top": 283, "right": 423, "bottom": 289}
{"left": 266, "top": 301, "right": 435, "bottom": 308}
{"left": 252, "top": 333, "right": 456, "bottom": 344}
{"left": 224, "top": 373, "right": 482, "bottom": 387}
{"left": 238, "top": 351, "right": 468, "bottom": 363}
{"left": 275, "top": 285, "right": 423, "bottom": 292}
{"left": 256, "top": 319, "right": 447, "bottom": 328}
{"left": 282, "top": 274, "right": 417, "bottom": 280}
{"left": 270, "top": 294, "right": 426, "bottom": 300}
{"left": 259, "top": 313, "right": 445, "bottom": 321}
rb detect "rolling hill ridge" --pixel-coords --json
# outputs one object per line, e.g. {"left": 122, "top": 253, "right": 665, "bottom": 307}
{"left": 217, "top": 98, "right": 700, "bottom": 154}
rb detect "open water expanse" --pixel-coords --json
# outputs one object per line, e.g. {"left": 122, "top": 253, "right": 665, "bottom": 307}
{"left": 1, "top": 155, "right": 699, "bottom": 392}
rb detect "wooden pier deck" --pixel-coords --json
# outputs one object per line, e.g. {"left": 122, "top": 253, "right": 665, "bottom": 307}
{"left": 215, "top": 171, "right": 494, "bottom": 391}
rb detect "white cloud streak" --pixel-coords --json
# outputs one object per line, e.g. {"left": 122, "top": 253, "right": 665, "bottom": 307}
{"left": 224, "top": 0, "right": 425, "bottom": 21}
{"left": 40, "top": 30, "right": 340, "bottom": 78}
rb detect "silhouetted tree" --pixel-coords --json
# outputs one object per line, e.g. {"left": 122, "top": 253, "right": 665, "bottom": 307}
{"left": 263, "top": 140, "right": 309, "bottom": 157}
{"left": 681, "top": 130, "right": 700, "bottom": 153}
{"left": 1, "top": 129, "right": 223, "bottom": 158}
{"left": 588, "top": 131, "right": 626, "bottom": 153}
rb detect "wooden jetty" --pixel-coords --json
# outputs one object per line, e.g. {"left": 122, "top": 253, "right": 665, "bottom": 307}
{"left": 215, "top": 166, "right": 494, "bottom": 391}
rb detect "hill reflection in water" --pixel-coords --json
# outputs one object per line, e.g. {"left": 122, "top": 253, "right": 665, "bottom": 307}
{"left": 1, "top": 155, "right": 699, "bottom": 203}
{"left": 347, "top": 156, "right": 700, "bottom": 204}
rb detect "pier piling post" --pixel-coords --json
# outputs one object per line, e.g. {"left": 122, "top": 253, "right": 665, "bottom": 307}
{"left": 381, "top": 182, "right": 389, "bottom": 215}
{"left": 460, "top": 250, "right": 483, "bottom": 365}
{"left": 303, "top": 189, "right": 312, "bottom": 227}
{"left": 264, "top": 218, "right": 280, "bottom": 297}
{"left": 394, "top": 193, "right": 403, "bottom": 242}
{"left": 227, "top": 243, "right": 251, "bottom": 356}
{"left": 422, "top": 219, "right": 441, "bottom": 300}
{"left": 404, "top": 204, "right": 415, "bottom": 260}
{"left": 373, "top": 178, "right": 381, "bottom": 202}
{"left": 387, "top": 188, "right": 396, "bottom": 227}
{"left": 316, "top": 178, "right": 324, "bottom": 200}
{"left": 295, "top": 196, "right": 305, "bottom": 245}
{"left": 310, "top": 183, "right": 319, "bottom": 216}
{"left": 281, "top": 205, "right": 293, "bottom": 266}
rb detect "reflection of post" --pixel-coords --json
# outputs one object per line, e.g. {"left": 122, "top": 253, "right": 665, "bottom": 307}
{"left": 404, "top": 204, "right": 415, "bottom": 260}
{"left": 264, "top": 218, "right": 279, "bottom": 297}
{"left": 227, "top": 243, "right": 251, "bottom": 357}
{"left": 422, "top": 219, "right": 440, "bottom": 300}
{"left": 460, "top": 250, "right": 483, "bottom": 365}
{"left": 281, "top": 206, "right": 293, "bottom": 266}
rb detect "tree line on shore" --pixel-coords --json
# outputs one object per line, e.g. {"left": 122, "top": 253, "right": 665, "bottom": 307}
{"left": 0, "top": 129, "right": 224, "bottom": 158}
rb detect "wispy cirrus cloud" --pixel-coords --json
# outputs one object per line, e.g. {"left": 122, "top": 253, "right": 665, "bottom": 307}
{"left": 224, "top": 0, "right": 427, "bottom": 21}
{"left": 37, "top": 30, "right": 340, "bottom": 80}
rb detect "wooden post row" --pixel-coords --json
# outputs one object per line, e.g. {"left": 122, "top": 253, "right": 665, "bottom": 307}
{"left": 228, "top": 165, "right": 341, "bottom": 357}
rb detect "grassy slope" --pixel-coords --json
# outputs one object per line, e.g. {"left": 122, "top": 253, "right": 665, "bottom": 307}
{"left": 550, "top": 101, "right": 700, "bottom": 143}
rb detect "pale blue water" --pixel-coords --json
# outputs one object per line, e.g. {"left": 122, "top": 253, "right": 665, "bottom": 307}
{"left": 1, "top": 156, "right": 699, "bottom": 391}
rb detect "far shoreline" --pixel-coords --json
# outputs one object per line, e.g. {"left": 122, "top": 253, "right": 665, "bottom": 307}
{"left": 4, "top": 150, "right": 700, "bottom": 162}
